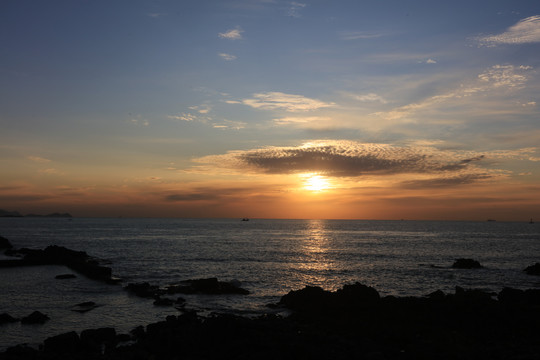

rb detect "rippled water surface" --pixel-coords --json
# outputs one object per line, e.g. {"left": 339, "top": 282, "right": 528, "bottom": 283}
{"left": 1, "top": 218, "right": 539, "bottom": 349}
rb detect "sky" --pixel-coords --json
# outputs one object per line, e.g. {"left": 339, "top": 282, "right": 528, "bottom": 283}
{"left": 1, "top": 0, "right": 539, "bottom": 220}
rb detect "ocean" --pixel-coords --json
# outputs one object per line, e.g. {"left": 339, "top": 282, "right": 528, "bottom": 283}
{"left": 0, "top": 218, "right": 539, "bottom": 350}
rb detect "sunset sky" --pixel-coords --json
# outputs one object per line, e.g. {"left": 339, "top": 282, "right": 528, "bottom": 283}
{"left": 1, "top": 0, "right": 539, "bottom": 220}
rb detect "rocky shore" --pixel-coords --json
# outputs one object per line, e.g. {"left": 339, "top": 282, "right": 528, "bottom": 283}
{"left": 1, "top": 241, "right": 540, "bottom": 359}
{"left": 1, "top": 282, "right": 540, "bottom": 360}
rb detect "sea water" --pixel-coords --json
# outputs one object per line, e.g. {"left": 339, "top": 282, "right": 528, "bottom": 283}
{"left": 0, "top": 218, "right": 539, "bottom": 349}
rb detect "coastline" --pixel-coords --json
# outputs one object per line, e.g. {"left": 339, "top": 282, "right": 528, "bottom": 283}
{"left": 2, "top": 283, "right": 540, "bottom": 359}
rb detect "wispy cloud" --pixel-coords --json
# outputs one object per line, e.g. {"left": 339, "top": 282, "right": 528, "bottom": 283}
{"left": 273, "top": 116, "right": 331, "bottom": 125}
{"left": 219, "top": 27, "right": 243, "bottom": 40}
{"left": 339, "top": 31, "right": 384, "bottom": 40}
{"left": 147, "top": 13, "right": 165, "bottom": 18}
{"left": 189, "top": 104, "right": 212, "bottom": 114}
{"left": 218, "top": 53, "right": 237, "bottom": 61}
{"left": 241, "top": 92, "right": 335, "bottom": 112}
{"left": 168, "top": 113, "right": 198, "bottom": 122}
{"left": 287, "top": 2, "right": 306, "bottom": 18}
{"left": 192, "top": 140, "right": 531, "bottom": 187}
{"left": 27, "top": 156, "right": 51, "bottom": 163}
{"left": 129, "top": 118, "right": 149, "bottom": 126}
{"left": 374, "top": 64, "right": 533, "bottom": 121}
{"left": 345, "top": 92, "right": 388, "bottom": 104}
{"left": 477, "top": 15, "right": 540, "bottom": 46}
{"left": 212, "top": 119, "right": 246, "bottom": 130}
{"left": 478, "top": 64, "right": 531, "bottom": 88}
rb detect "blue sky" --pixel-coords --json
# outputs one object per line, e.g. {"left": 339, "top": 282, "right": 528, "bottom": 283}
{"left": 1, "top": 0, "right": 539, "bottom": 219}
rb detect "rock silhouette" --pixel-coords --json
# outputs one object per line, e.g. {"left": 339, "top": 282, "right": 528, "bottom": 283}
{"left": 0, "top": 245, "right": 117, "bottom": 283}
{"left": 3, "top": 283, "right": 540, "bottom": 360}
{"left": 0, "top": 236, "right": 12, "bottom": 249}
{"left": 524, "top": 262, "right": 540, "bottom": 275}
{"left": 452, "top": 258, "right": 482, "bottom": 268}
{"left": 20, "top": 311, "right": 49, "bottom": 325}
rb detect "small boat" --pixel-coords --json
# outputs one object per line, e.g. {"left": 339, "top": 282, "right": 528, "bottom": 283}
{"left": 530, "top": 218, "right": 534, "bottom": 224}
{"left": 241, "top": 218, "right": 249, "bottom": 221}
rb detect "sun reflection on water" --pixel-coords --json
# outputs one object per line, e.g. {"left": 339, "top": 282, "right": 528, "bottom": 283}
{"left": 297, "top": 220, "right": 336, "bottom": 286}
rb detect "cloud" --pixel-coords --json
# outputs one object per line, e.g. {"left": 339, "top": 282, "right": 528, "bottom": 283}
{"left": 188, "top": 104, "right": 212, "bottom": 114}
{"left": 287, "top": 2, "right": 306, "bottom": 18}
{"left": 273, "top": 116, "right": 330, "bottom": 125}
{"left": 219, "top": 27, "right": 243, "bottom": 40}
{"left": 374, "top": 64, "right": 533, "bottom": 121}
{"left": 192, "top": 140, "right": 522, "bottom": 188}
{"left": 164, "top": 185, "right": 271, "bottom": 203}
{"left": 168, "top": 113, "right": 198, "bottom": 121}
{"left": 129, "top": 118, "right": 150, "bottom": 126}
{"left": 27, "top": 156, "right": 51, "bottom": 163}
{"left": 347, "top": 92, "right": 388, "bottom": 104}
{"left": 241, "top": 92, "right": 335, "bottom": 112}
{"left": 212, "top": 119, "right": 246, "bottom": 130}
{"left": 39, "top": 168, "right": 60, "bottom": 175}
{"left": 478, "top": 65, "right": 530, "bottom": 88}
{"left": 400, "top": 174, "right": 493, "bottom": 189}
{"left": 218, "top": 53, "right": 237, "bottom": 61}
{"left": 477, "top": 15, "right": 540, "bottom": 45}
{"left": 339, "top": 31, "right": 384, "bottom": 40}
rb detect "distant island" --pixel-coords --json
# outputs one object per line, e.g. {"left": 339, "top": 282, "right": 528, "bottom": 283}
{"left": 0, "top": 209, "right": 72, "bottom": 218}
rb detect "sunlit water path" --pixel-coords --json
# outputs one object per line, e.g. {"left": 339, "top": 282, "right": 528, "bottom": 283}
{"left": 1, "top": 218, "right": 539, "bottom": 349}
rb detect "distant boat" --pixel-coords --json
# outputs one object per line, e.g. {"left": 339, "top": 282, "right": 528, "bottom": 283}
{"left": 487, "top": 219, "right": 496, "bottom": 222}
{"left": 241, "top": 218, "right": 249, "bottom": 221}
{"left": 530, "top": 218, "right": 534, "bottom": 224}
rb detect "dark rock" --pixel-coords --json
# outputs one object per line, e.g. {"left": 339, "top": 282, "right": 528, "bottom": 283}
{"left": 279, "top": 285, "right": 331, "bottom": 311}
{"left": 0, "top": 313, "right": 19, "bottom": 324}
{"left": 0, "top": 236, "right": 13, "bottom": 249}
{"left": 426, "top": 289, "right": 446, "bottom": 300}
{"left": 4, "top": 344, "right": 39, "bottom": 358}
{"left": 20, "top": 311, "right": 49, "bottom": 324}
{"left": 498, "top": 287, "right": 525, "bottom": 305}
{"left": 55, "top": 273, "right": 77, "bottom": 279}
{"left": 336, "top": 282, "right": 380, "bottom": 304}
{"left": 81, "top": 327, "right": 117, "bottom": 343}
{"left": 453, "top": 286, "right": 495, "bottom": 303}
{"left": 80, "top": 327, "right": 117, "bottom": 353}
{"left": 130, "top": 325, "right": 145, "bottom": 339}
{"left": 524, "top": 263, "right": 540, "bottom": 275}
{"left": 452, "top": 258, "right": 482, "bottom": 269}
{"left": 71, "top": 301, "right": 101, "bottom": 313}
{"left": 43, "top": 331, "right": 80, "bottom": 354}
{"left": 125, "top": 282, "right": 163, "bottom": 298}
{"left": 153, "top": 297, "right": 175, "bottom": 306}
{"left": 116, "top": 333, "right": 132, "bottom": 343}
{"left": 0, "top": 245, "right": 117, "bottom": 283}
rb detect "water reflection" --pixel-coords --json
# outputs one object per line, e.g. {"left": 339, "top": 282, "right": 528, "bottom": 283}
{"left": 297, "top": 220, "right": 336, "bottom": 287}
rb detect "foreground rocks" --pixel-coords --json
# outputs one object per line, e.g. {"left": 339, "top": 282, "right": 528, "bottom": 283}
{"left": 2, "top": 283, "right": 540, "bottom": 360}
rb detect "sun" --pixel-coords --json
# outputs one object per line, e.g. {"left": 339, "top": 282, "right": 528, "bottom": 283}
{"left": 303, "top": 174, "right": 330, "bottom": 191}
